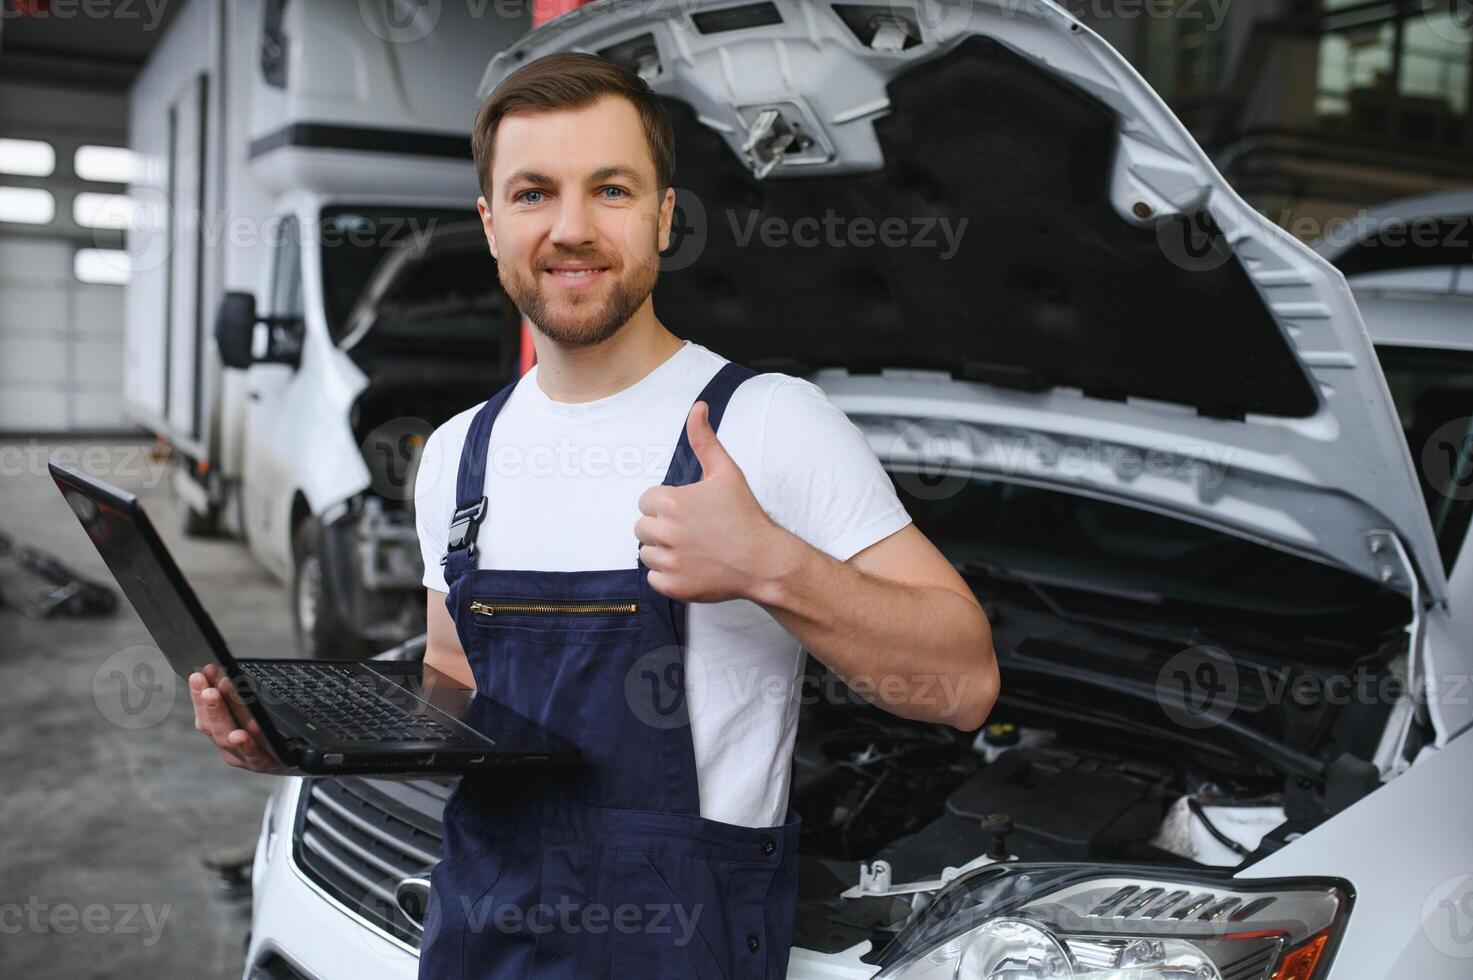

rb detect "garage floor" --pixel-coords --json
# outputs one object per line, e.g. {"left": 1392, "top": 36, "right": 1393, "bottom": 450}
{"left": 1, "top": 439, "right": 299, "bottom": 979}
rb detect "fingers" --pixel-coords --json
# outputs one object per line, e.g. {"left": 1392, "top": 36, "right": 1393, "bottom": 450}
{"left": 633, "top": 515, "right": 664, "bottom": 547}
{"left": 214, "top": 673, "right": 256, "bottom": 731}
{"left": 686, "top": 402, "right": 735, "bottom": 479}
{"left": 639, "top": 543, "right": 674, "bottom": 571}
{"left": 637, "top": 484, "right": 674, "bottom": 517}
{"left": 188, "top": 667, "right": 282, "bottom": 773}
{"left": 198, "top": 685, "right": 247, "bottom": 765}
{"left": 225, "top": 726, "right": 280, "bottom": 771}
{"left": 189, "top": 671, "right": 210, "bottom": 734}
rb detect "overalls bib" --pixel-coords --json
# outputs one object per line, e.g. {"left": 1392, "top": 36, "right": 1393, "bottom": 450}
{"left": 419, "top": 361, "right": 803, "bottom": 980}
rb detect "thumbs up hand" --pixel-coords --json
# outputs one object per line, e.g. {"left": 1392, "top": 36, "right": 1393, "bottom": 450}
{"left": 635, "top": 401, "right": 782, "bottom": 603}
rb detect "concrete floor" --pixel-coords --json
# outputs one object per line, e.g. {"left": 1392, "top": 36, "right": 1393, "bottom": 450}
{"left": 1, "top": 438, "right": 300, "bottom": 979}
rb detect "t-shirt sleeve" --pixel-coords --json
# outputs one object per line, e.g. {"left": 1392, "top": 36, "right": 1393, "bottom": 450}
{"left": 415, "top": 424, "right": 453, "bottom": 594}
{"left": 756, "top": 377, "right": 912, "bottom": 562}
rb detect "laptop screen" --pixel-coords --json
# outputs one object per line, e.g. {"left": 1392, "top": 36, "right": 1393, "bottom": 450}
{"left": 53, "top": 468, "right": 230, "bottom": 681}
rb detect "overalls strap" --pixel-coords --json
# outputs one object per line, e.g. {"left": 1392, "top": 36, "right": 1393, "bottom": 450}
{"left": 659, "top": 360, "right": 757, "bottom": 488}
{"left": 441, "top": 376, "right": 519, "bottom": 589}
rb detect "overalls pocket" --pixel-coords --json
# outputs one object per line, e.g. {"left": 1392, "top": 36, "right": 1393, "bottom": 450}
{"left": 610, "top": 845, "right": 741, "bottom": 980}
{"left": 468, "top": 595, "right": 643, "bottom": 643}
{"left": 526, "top": 836, "right": 615, "bottom": 978}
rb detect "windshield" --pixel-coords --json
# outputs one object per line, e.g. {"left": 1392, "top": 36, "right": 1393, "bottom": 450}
{"left": 889, "top": 471, "right": 1410, "bottom": 648}
{"left": 1375, "top": 344, "right": 1473, "bottom": 572}
{"left": 319, "top": 205, "right": 480, "bottom": 341}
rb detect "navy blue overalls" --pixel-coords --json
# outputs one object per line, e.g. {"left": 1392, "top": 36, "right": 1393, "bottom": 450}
{"left": 419, "top": 361, "right": 803, "bottom": 980}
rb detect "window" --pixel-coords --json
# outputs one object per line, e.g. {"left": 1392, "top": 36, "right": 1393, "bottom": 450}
{"left": 0, "top": 138, "right": 56, "bottom": 177}
{"left": 74, "top": 248, "right": 131, "bottom": 285}
{"left": 73, "top": 192, "right": 136, "bottom": 230}
{"left": 74, "top": 145, "right": 139, "bottom": 184}
{"left": 1314, "top": 2, "right": 1473, "bottom": 148}
{"left": 268, "top": 214, "right": 304, "bottom": 317}
{"left": 0, "top": 186, "right": 56, "bottom": 224}
{"left": 1375, "top": 345, "right": 1473, "bottom": 573}
{"left": 1332, "top": 216, "right": 1473, "bottom": 281}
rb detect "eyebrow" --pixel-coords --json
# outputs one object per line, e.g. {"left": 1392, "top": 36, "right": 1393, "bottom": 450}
{"left": 503, "top": 165, "right": 648, "bottom": 195}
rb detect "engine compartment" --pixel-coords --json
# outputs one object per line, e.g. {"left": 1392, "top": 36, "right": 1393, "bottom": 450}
{"left": 787, "top": 574, "right": 1404, "bottom": 958}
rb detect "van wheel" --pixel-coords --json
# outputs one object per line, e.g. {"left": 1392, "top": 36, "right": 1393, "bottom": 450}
{"left": 291, "top": 520, "right": 371, "bottom": 660}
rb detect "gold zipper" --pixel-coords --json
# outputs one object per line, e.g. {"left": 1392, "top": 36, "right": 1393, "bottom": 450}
{"left": 470, "top": 599, "right": 638, "bottom": 618}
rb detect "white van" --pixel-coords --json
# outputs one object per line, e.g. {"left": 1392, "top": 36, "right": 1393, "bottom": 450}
{"left": 124, "top": 0, "right": 527, "bottom": 656}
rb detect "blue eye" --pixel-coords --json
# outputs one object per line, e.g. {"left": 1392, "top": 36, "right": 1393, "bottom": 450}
{"left": 518, "top": 190, "right": 544, "bottom": 204}
{"left": 600, "top": 187, "right": 627, "bottom": 199}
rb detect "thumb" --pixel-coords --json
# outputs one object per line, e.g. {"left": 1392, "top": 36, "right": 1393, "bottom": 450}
{"left": 687, "top": 401, "right": 735, "bottom": 480}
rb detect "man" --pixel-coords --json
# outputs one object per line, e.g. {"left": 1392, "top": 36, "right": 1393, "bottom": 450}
{"left": 191, "top": 51, "right": 997, "bottom": 979}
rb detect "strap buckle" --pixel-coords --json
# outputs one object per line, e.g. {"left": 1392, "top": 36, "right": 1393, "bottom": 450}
{"left": 440, "top": 495, "right": 487, "bottom": 566}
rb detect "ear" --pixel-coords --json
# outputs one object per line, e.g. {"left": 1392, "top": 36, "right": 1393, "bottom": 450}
{"left": 477, "top": 195, "right": 498, "bottom": 260}
{"left": 656, "top": 185, "right": 676, "bottom": 255}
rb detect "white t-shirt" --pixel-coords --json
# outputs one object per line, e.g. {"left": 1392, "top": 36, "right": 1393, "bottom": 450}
{"left": 414, "top": 340, "right": 912, "bottom": 828}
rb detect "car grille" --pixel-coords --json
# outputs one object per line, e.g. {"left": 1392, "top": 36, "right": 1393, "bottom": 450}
{"left": 291, "top": 776, "right": 450, "bottom": 950}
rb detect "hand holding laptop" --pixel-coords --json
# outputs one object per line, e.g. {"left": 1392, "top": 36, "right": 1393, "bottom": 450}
{"left": 189, "top": 664, "right": 292, "bottom": 774}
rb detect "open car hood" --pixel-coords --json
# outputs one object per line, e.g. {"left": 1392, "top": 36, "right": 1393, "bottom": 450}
{"left": 481, "top": 0, "right": 1445, "bottom": 603}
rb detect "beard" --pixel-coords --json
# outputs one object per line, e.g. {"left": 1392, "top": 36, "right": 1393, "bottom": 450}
{"left": 498, "top": 246, "right": 660, "bottom": 347}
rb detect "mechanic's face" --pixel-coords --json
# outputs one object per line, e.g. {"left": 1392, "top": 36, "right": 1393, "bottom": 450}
{"left": 478, "top": 95, "right": 675, "bottom": 347}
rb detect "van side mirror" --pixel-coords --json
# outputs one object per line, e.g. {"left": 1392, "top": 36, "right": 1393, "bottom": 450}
{"left": 214, "top": 291, "right": 305, "bottom": 369}
{"left": 215, "top": 292, "right": 257, "bottom": 368}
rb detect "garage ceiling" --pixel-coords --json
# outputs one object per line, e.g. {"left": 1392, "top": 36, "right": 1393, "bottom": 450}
{"left": 0, "top": 0, "right": 184, "bottom": 86}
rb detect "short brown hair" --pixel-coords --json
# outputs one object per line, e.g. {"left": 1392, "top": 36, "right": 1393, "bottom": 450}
{"left": 471, "top": 52, "right": 675, "bottom": 201}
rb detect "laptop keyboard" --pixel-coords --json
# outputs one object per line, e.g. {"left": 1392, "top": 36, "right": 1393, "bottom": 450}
{"left": 238, "top": 662, "right": 456, "bottom": 743}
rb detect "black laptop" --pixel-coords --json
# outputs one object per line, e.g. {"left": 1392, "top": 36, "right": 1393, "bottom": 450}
{"left": 51, "top": 461, "right": 579, "bottom": 776}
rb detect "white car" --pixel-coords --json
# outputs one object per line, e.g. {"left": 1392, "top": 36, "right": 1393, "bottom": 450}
{"left": 245, "top": 2, "right": 1473, "bottom": 978}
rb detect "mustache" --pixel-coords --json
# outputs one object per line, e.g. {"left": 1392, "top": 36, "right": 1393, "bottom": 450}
{"left": 537, "top": 253, "right": 615, "bottom": 270}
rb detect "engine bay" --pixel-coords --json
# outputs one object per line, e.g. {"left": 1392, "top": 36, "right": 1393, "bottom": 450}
{"left": 787, "top": 567, "right": 1406, "bottom": 958}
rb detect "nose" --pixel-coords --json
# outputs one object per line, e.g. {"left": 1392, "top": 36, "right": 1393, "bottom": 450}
{"left": 548, "top": 194, "right": 596, "bottom": 250}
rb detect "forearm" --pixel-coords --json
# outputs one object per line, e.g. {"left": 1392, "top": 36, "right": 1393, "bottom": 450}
{"left": 749, "top": 529, "right": 998, "bottom": 730}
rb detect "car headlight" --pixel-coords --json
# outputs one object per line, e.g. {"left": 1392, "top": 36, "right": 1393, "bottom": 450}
{"left": 872, "top": 865, "right": 1350, "bottom": 980}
